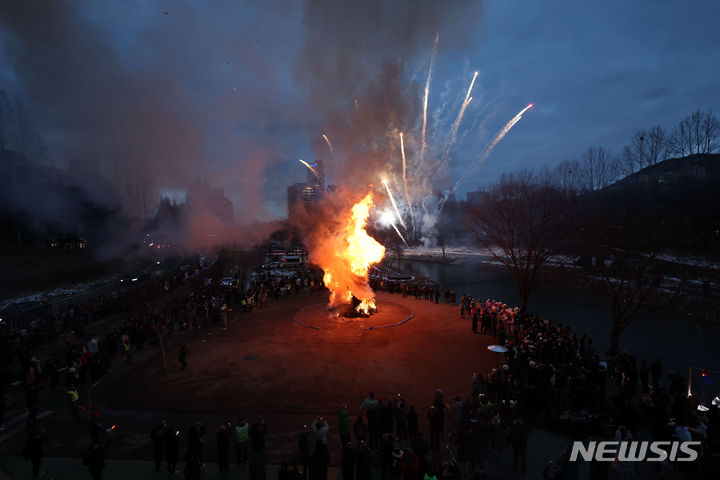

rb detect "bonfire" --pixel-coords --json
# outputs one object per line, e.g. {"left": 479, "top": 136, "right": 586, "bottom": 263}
{"left": 318, "top": 192, "right": 385, "bottom": 316}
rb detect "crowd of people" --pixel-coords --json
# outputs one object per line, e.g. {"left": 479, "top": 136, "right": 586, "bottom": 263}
{"left": 369, "top": 276, "right": 457, "bottom": 305}
{"left": 144, "top": 418, "right": 270, "bottom": 480}
{"left": 0, "top": 262, "right": 203, "bottom": 351}
{"left": 5, "top": 259, "right": 323, "bottom": 478}
{"left": 363, "top": 283, "right": 719, "bottom": 477}
{"left": 4, "top": 260, "right": 720, "bottom": 479}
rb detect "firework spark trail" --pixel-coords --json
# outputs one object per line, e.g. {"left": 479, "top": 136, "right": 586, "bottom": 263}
{"left": 458, "top": 96, "right": 498, "bottom": 147}
{"left": 382, "top": 179, "right": 406, "bottom": 229}
{"left": 455, "top": 103, "right": 534, "bottom": 190}
{"left": 464, "top": 70, "right": 479, "bottom": 101}
{"left": 322, "top": 134, "right": 334, "bottom": 155}
{"left": 419, "top": 32, "right": 439, "bottom": 171}
{"left": 391, "top": 222, "right": 408, "bottom": 246}
{"left": 441, "top": 71, "right": 478, "bottom": 170}
{"left": 299, "top": 159, "right": 321, "bottom": 181}
{"left": 354, "top": 98, "right": 360, "bottom": 113}
{"left": 399, "top": 132, "right": 414, "bottom": 231}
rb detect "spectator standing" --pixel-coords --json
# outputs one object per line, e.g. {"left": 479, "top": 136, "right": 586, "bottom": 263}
{"left": 165, "top": 427, "right": 180, "bottom": 474}
{"left": 407, "top": 406, "right": 419, "bottom": 438}
{"left": 341, "top": 441, "right": 356, "bottom": 480}
{"left": 510, "top": 419, "right": 528, "bottom": 474}
{"left": 338, "top": 405, "right": 351, "bottom": 446}
{"left": 354, "top": 416, "right": 367, "bottom": 445}
{"left": 401, "top": 448, "right": 420, "bottom": 480}
{"left": 396, "top": 397, "right": 408, "bottom": 441}
{"left": 311, "top": 440, "right": 330, "bottom": 480}
{"left": 427, "top": 405, "right": 443, "bottom": 451}
{"left": 312, "top": 417, "right": 329, "bottom": 446}
{"left": 25, "top": 385, "right": 39, "bottom": 427}
{"left": 83, "top": 438, "right": 110, "bottom": 480}
{"left": 299, "top": 425, "right": 312, "bottom": 480}
{"left": 22, "top": 428, "right": 46, "bottom": 478}
{"left": 179, "top": 345, "right": 189, "bottom": 370}
{"left": 150, "top": 420, "right": 167, "bottom": 473}
{"left": 235, "top": 417, "right": 250, "bottom": 465}
{"left": 356, "top": 441, "right": 372, "bottom": 480}
{"left": 217, "top": 422, "right": 232, "bottom": 473}
{"left": 249, "top": 420, "right": 268, "bottom": 480}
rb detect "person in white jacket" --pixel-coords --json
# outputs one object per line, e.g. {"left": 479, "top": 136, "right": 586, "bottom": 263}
{"left": 312, "top": 417, "right": 329, "bottom": 446}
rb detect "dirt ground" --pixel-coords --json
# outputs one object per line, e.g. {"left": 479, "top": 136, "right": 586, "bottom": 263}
{"left": 99, "top": 290, "right": 496, "bottom": 416}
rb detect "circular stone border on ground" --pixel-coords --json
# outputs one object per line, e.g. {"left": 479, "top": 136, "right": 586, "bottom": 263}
{"left": 292, "top": 301, "right": 414, "bottom": 330}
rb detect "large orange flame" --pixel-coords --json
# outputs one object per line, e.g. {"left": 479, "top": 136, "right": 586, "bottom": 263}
{"left": 320, "top": 192, "right": 385, "bottom": 314}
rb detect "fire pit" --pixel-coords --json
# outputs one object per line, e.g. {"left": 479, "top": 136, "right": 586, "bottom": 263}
{"left": 342, "top": 295, "right": 379, "bottom": 318}
{"left": 292, "top": 301, "right": 412, "bottom": 330}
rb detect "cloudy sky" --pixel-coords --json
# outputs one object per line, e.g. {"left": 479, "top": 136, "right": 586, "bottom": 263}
{"left": 1, "top": 0, "right": 719, "bottom": 221}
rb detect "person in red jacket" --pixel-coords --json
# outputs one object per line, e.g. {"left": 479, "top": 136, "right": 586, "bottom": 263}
{"left": 401, "top": 448, "right": 420, "bottom": 480}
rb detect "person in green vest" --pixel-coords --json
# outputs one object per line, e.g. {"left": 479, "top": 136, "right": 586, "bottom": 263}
{"left": 338, "top": 405, "right": 351, "bottom": 446}
{"left": 122, "top": 337, "right": 132, "bottom": 365}
{"left": 423, "top": 463, "right": 438, "bottom": 480}
{"left": 67, "top": 384, "right": 80, "bottom": 419}
{"left": 234, "top": 418, "right": 249, "bottom": 466}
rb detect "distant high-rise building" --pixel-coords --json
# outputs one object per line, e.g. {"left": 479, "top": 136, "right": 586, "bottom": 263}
{"left": 288, "top": 183, "right": 323, "bottom": 222}
{"left": 305, "top": 159, "right": 325, "bottom": 189}
{"left": 287, "top": 160, "right": 334, "bottom": 223}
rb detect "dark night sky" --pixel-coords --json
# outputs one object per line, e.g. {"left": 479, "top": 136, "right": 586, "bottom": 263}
{"left": 1, "top": 0, "right": 719, "bottom": 221}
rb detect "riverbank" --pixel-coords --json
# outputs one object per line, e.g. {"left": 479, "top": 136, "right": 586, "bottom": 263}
{"left": 390, "top": 252, "right": 718, "bottom": 383}
{"left": 393, "top": 246, "right": 720, "bottom": 324}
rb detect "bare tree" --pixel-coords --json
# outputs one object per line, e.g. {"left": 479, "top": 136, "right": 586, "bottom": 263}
{"left": 702, "top": 111, "right": 720, "bottom": 154}
{"left": 667, "top": 109, "right": 720, "bottom": 157}
{"left": 577, "top": 147, "right": 619, "bottom": 191}
{"left": 600, "top": 252, "right": 685, "bottom": 354}
{"left": 621, "top": 132, "right": 647, "bottom": 175}
{"left": 620, "top": 126, "right": 667, "bottom": 175}
{"left": 546, "top": 158, "right": 583, "bottom": 193}
{"left": 646, "top": 126, "right": 667, "bottom": 165}
{"left": 436, "top": 232, "right": 446, "bottom": 260}
{"left": 468, "top": 171, "right": 575, "bottom": 311}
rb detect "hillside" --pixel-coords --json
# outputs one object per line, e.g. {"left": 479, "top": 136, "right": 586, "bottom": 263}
{"left": 583, "top": 154, "right": 720, "bottom": 253}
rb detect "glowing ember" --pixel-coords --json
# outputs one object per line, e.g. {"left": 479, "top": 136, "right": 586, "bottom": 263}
{"left": 320, "top": 192, "right": 385, "bottom": 315}
{"left": 322, "top": 134, "right": 334, "bottom": 155}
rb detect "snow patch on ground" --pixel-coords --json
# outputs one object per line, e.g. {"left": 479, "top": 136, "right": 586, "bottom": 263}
{"left": 652, "top": 252, "right": 720, "bottom": 270}
{"left": 404, "top": 245, "right": 499, "bottom": 258}
{"left": 0, "top": 277, "right": 116, "bottom": 314}
{"left": 403, "top": 246, "right": 581, "bottom": 269}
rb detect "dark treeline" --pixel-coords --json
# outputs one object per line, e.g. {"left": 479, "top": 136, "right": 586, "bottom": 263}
{"left": 436, "top": 108, "right": 720, "bottom": 256}
{"left": 537, "top": 108, "right": 720, "bottom": 191}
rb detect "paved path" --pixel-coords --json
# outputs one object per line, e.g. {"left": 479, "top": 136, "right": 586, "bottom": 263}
{"left": 0, "top": 457, "right": 340, "bottom": 480}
